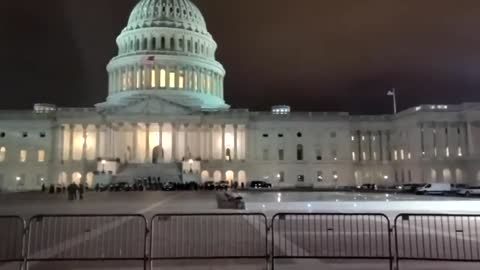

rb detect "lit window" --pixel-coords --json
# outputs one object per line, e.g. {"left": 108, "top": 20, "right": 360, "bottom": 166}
{"left": 0, "top": 147, "right": 5, "bottom": 162}
{"left": 434, "top": 148, "right": 438, "bottom": 157}
{"left": 20, "top": 150, "right": 27, "bottom": 162}
{"left": 362, "top": 136, "right": 365, "bottom": 141}
{"left": 38, "top": 150, "right": 45, "bottom": 162}
{"left": 415, "top": 106, "right": 422, "bottom": 111}
{"left": 352, "top": 152, "right": 356, "bottom": 161}
{"left": 407, "top": 152, "right": 411, "bottom": 160}
{"left": 122, "top": 72, "right": 127, "bottom": 90}
{"left": 333, "top": 171, "right": 339, "bottom": 181}
{"left": 394, "top": 150, "right": 398, "bottom": 161}
{"left": 400, "top": 149, "right": 405, "bottom": 160}
{"left": 362, "top": 152, "right": 366, "bottom": 161}
{"left": 372, "top": 136, "right": 376, "bottom": 141}
{"left": 179, "top": 71, "right": 185, "bottom": 89}
{"left": 169, "top": 72, "right": 176, "bottom": 88}
{"left": 127, "top": 70, "right": 133, "bottom": 88}
{"left": 136, "top": 69, "right": 141, "bottom": 89}
{"left": 160, "top": 69, "right": 166, "bottom": 87}
{"left": 151, "top": 69, "right": 156, "bottom": 88}
{"left": 446, "top": 147, "right": 450, "bottom": 157}
{"left": 142, "top": 69, "right": 146, "bottom": 87}
{"left": 373, "top": 152, "right": 377, "bottom": 160}
{"left": 351, "top": 136, "right": 355, "bottom": 141}
{"left": 194, "top": 72, "right": 198, "bottom": 90}
{"left": 458, "top": 147, "right": 463, "bottom": 157}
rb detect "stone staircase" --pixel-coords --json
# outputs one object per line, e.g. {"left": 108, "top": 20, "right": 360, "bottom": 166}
{"left": 114, "top": 162, "right": 182, "bottom": 183}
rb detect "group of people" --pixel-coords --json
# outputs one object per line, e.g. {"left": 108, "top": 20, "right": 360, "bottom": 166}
{"left": 67, "top": 183, "right": 85, "bottom": 201}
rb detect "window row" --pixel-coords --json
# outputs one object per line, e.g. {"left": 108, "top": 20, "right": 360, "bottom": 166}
{"left": 0, "top": 147, "right": 45, "bottom": 163}
{"left": 111, "top": 66, "right": 222, "bottom": 95}
{"left": 119, "top": 35, "right": 214, "bottom": 58}
{"left": 276, "top": 171, "right": 339, "bottom": 183}
{"left": 262, "top": 145, "right": 337, "bottom": 161}
{"left": 262, "top": 132, "right": 336, "bottom": 139}
{"left": 0, "top": 132, "right": 47, "bottom": 138}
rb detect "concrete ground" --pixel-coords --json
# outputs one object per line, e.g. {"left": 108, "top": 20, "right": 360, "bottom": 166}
{"left": 1, "top": 190, "right": 480, "bottom": 270}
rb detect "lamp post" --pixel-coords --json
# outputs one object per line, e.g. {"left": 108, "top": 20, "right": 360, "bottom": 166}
{"left": 387, "top": 88, "right": 397, "bottom": 114}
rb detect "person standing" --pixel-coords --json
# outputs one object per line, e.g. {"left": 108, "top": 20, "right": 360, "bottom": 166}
{"left": 79, "top": 184, "right": 85, "bottom": 200}
{"left": 72, "top": 183, "right": 79, "bottom": 200}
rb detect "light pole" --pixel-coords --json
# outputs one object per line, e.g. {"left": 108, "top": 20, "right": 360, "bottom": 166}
{"left": 387, "top": 88, "right": 397, "bottom": 114}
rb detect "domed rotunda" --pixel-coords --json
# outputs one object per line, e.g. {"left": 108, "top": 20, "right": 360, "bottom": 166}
{"left": 102, "top": 0, "right": 228, "bottom": 111}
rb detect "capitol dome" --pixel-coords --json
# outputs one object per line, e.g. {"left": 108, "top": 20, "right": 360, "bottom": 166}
{"left": 103, "top": 0, "right": 228, "bottom": 111}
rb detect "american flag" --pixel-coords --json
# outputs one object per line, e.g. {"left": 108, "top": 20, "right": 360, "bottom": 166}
{"left": 142, "top": 56, "right": 155, "bottom": 66}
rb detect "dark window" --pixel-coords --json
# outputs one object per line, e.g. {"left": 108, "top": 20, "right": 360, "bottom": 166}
{"left": 297, "top": 132, "right": 302, "bottom": 138}
{"left": 316, "top": 155, "right": 322, "bottom": 161}
{"left": 40, "top": 132, "right": 46, "bottom": 138}
{"left": 278, "top": 149, "right": 284, "bottom": 161}
{"left": 22, "top": 132, "right": 28, "bottom": 138}
{"left": 330, "top": 132, "right": 336, "bottom": 138}
{"left": 262, "top": 134, "right": 269, "bottom": 138}
{"left": 297, "top": 175, "right": 305, "bottom": 182}
{"left": 151, "top": 37, "right": 156, "bottom": 49}
{"left": 278, "top": 134, "right": 284, "bottom": 138}
{"left": 297, "top": 144, "right": 304, "bottom": 161}
{"left": 0, "top": 132, "right": 5, "bottom": 138}
{"left": 161, "top": 37, "right": 166, "bottom": 49}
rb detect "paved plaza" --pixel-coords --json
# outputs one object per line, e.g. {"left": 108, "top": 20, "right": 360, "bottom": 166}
{"left": 1, "top": 191, "right": 480, "bottom": 270}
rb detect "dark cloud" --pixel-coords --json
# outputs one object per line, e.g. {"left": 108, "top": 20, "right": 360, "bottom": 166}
{"left": 1, "top": 0, "right": 480, "bottom": 114}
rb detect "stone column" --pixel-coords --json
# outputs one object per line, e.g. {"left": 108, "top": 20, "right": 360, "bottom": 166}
{"left": 95, "top": 125, "right": 100, "bottom": 159}
{"left": 221, "top": 124, "right": 226, "bottom": 161}
{"left": 467, "top": 122, "right": 475, "bottom": 156}
{"left": 82, "top": 125, "right": 88, "bottom": 160}
{"left": 132, "top": 123, "right": 138, "bottom": 162}
{"left": 145, "top": 123, "right": 150, "bottom": 163}
{"left": 184, "top": 123, "right": 189, "bottom": 159}
{"left": 172, "top": 123, "right": 177, "bottom": 161}
{"left": 209, "top": 125, "right": 214, "bottom": 160}
{"left": 69, "top": 124, "right": 74, "bottom": 161}
{"left": 60, "top": 125, "right": 65, "bottom": 161}
{"left": 234, "top": 124, "right": 238, "bottom": 160}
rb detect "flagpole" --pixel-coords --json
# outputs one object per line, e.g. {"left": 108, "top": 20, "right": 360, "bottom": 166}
{"left": 392, "top": 88, "right": 397, "bottom": 114}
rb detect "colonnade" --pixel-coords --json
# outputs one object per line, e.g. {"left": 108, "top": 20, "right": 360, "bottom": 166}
{"left": 352, "top": 130, "right": 391, "bottom": 162}
{"left": 109, "top": 65, "right": 224, "bottom": 98}
{"left": 60, "top": 123, "right": 246, "bottom": 163}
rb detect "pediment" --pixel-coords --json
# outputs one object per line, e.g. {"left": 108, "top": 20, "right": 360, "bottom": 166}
{"left": 99, "top": 96, "right": 196, "bottom": 116}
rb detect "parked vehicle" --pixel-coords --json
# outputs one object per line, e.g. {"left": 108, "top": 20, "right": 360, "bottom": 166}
{"left": 204, "top": 181, "right": 216, "bottom": 191}
{"left": 400, "top": 184, "right": 425, "bottom": 193}
{"left": 162, "top": 182, "right": 176, "bottom": 191}
{"left": 416, "top": 183, "right": 452, "bottom": 195}
{"left": 109, "top": 182, "right": 133, "bottom": 192}
{"left": 358, "top": 184, "right": 377, "bottom": 191}
{"left": 249, "top": 181, "right": 272, "bottom": 189}
{"left": 451, "top": 184, "right": 468, "bottom": 192}
{"left": 216, "top": 181, "right": 230, "bottom": 190}
{"left": 457, "top": 186, "right": 480, "bottom": 197}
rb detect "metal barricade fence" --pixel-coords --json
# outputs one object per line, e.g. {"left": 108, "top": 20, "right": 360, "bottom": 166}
{"left": 271, "top": 213, "right": 393, "bottom": 270}
{"left": 394, "top": 214, "right": 480, "bottom": 270}
{"left": 26, "top": 214, "right": 148, "bottom": 270}
{"left": 0, "top": 216, "right": 25, "bottom": 263}
{"left": 149, "top": 213, "right": 269, "bottom": 269}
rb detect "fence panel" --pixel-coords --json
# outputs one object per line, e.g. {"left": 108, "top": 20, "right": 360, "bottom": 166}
{"left": 271, "top": 213, "right": 393, "bottom": 269}
{"left": 395, "top": 214, "right": 480, "bottom": 269}
{"left": 26, "top": 214, "right": 147, "bottom": 269}
{"left": 150, "top": 213, "right": 268, "bottom": 267}
{"left": 0, "top": 216, "right": 25, "bottom": 263}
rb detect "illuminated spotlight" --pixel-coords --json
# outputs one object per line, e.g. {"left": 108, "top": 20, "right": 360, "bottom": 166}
{"left": 16, "top": 177, "right": 21, "bottom": 181}
{"left": 307, "top": 203, "right": 312, "bottom": 208}
{"left": 384, "top": 175, "right": 389, "bottom": 180}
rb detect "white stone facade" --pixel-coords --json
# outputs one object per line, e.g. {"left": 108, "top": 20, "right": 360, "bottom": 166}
{"left": 1, "top": 0, "right": 480, "bottom": 191}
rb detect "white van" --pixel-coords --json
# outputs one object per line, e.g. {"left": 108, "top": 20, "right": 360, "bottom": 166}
{"left": 417, "top": 183, "right": 452, "bottom": 195}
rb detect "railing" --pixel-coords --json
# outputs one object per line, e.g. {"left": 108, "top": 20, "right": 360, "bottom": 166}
{"left": 150, "top": 213, "right": 269, "bottom": 269}
{"left": 26, "top": 214, "right": 147, "bottom": 269}
{"left": 0, "top": 216, "right": 25, "bottom": 264}
{"left": 271, "top": 213, "right": 393, "bottom": 270}
{"left": 2, "top": 213, "right": 480, "bottom": 270}
{"left": 394, "top": 214, "right": 480, "bottom": 270}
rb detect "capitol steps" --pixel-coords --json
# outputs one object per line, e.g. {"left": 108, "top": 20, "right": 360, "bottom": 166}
{"left": 114, "top": 163, "right": 182, "bottom": 183}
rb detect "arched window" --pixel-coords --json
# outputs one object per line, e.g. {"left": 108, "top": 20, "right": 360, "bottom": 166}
{"left": 169, "top": 71, "right": 176, "bottom": 88}
{"left": 456, "top": 169, "right": 463, "bottom": 183}
{"left": 195, "top": 42, "right": 198, "bottom": 53}
{"left": 187, "top": 40, "right": 192, "bottom": 52}
{"left": 135, "top": 39, "right": 140, "bottom": 50}
{"left": 151, "top": 68, "right": 156, "bottom": 88}
{"left": 0, "top": 147, "right": 6, "bottom": 162}
{"left": 213, "top": 171, "right": 222, "bottom": 182}
{"left": 72, "top": 172, "right": 82, "bottom": 185}
{"left": 161, "top": 37, "right": 166, "bottom": 49}
{"left": 170, "top": 38, "right": 175, "bottom": 50}
{"left": 129, "top": 40, "right": 133, "bottom": 51}
{"left": 142, "top": 37, "right": 148, "bottom": 50}
{"left": 178, "top": 70, "right": 184, "bottom": 89}
{"left": 297, "top": 144, "right": 303, "bottom": 161}
{"left": 179, "top": 38, "right": 184, "bottom": 50}
{"left": 201, "top": 171, "right": 210, "bottom": 182}
{"left": 443, "top": 168, "right": 452, "bottom": 183}
{"left": 151, "top": 37, "right": 157, "bottom": 50}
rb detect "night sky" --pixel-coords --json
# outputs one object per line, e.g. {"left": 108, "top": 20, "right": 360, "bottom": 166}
{"left": 2, "top": 0, "right": 480, "bottom": 114}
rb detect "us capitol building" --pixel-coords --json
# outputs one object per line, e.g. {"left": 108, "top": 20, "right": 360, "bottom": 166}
{"left": 1, "top": 0, "right": 480, "bottom": 191}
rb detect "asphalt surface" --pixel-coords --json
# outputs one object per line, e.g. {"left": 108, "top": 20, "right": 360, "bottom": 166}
{"left": 1, "top": 191, "right": 480, "bottom": 269}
